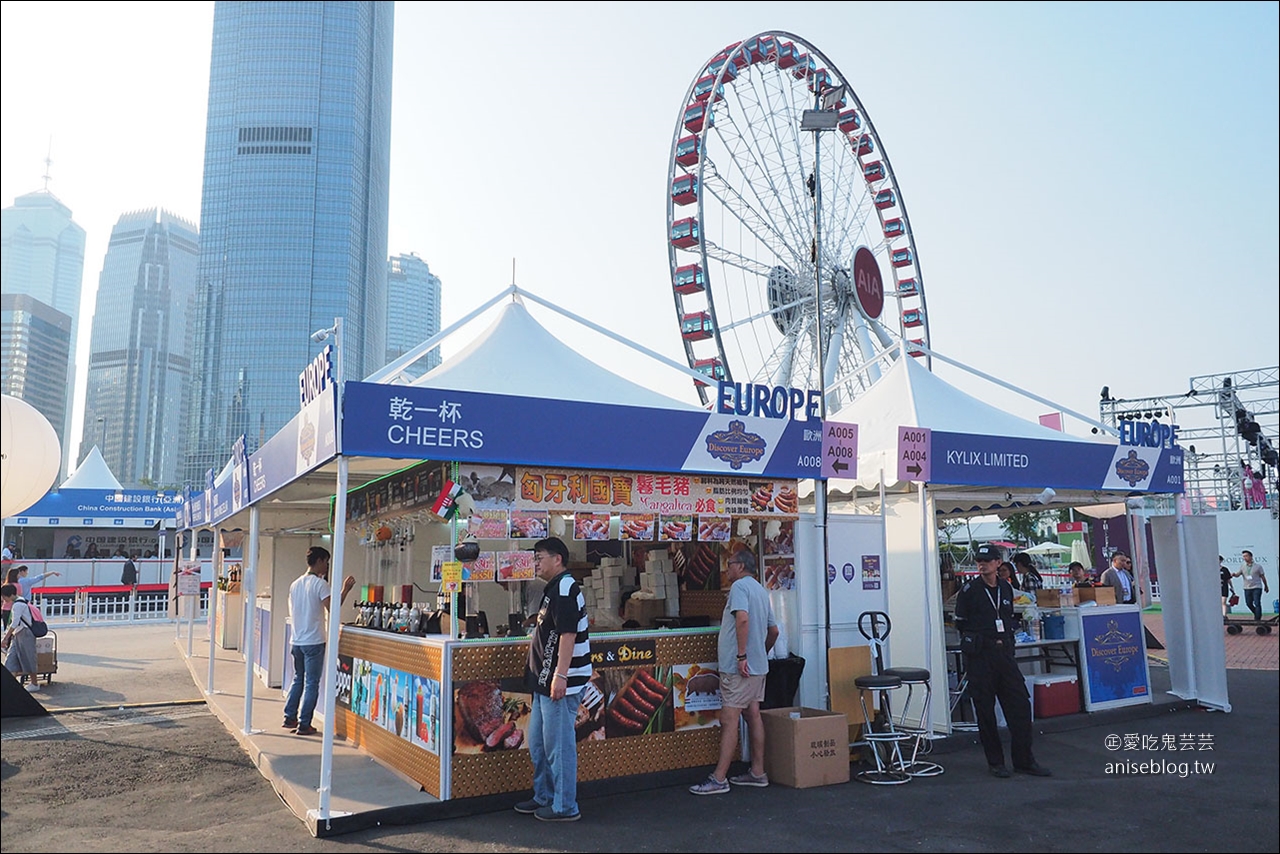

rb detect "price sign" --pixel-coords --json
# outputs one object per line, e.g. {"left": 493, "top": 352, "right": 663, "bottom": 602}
{"left": 441, "top": 560, "right": 462, "bottom": 593}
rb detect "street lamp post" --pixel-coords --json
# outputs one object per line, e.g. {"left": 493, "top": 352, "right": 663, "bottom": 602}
{"left": 800, "top": 93, "right": 842, "bottom": 707}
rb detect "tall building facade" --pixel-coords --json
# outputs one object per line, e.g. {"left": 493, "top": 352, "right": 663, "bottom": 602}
{"left": 81, "top": 209, "right": 200, "bottom": 488}
{"left": 1, "top": 190, "right": 87, "bottom": 468}
{"left": 185, "top": 1, "right": 394, "bottom": 482}
{"left": 0, "top": 293, "right": 73, "bottom": 449}
{"left": 385, "top": 252, "right": 442, "bottom": 379}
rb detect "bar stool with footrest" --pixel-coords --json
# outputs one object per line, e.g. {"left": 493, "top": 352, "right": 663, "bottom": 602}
{"left": 852, "top": 611, "right": 911, "bottom": 785}
{"left": 882, "top": 666, "right": 944, "bottom": 777}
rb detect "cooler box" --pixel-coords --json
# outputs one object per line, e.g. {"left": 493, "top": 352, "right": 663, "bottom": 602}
{"left": 1033, "top": 674, "right": 1080, "bottom": 717}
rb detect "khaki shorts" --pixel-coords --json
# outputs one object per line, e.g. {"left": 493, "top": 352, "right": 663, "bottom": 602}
{"left": 719, "top": 670, "right": 766, "bottom": 709}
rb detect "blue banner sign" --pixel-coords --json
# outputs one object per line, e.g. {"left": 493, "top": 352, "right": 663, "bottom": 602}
{"left": 1080, "top": 607, "right": 1150, "bottom": 710}
{"left": 927, "top": 431, "right": 1183, "bottom": 493}
{"left": 7, "top": 488, "right": 182, "bottom": 528}
{"left": 342, "top": 381, "right": 822, "bottom": 479}
{"left": 247, "top": 383, "right": 338, "bottom": 506}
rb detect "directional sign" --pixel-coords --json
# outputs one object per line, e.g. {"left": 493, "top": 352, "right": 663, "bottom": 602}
{"left": 822, "top": 420, "right": 859, "bottom": 478}
{"left": 897, "top": 426, "right": 932, "bottom": 482}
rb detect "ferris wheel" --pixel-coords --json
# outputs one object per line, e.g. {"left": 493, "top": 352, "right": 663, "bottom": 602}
{"left": 666, "top": 31, "right": 931, "bottom": 409}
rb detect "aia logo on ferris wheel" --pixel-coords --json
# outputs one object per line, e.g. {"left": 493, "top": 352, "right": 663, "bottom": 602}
{"left": 853, "top": 246, "right": 884, "bottom": 320}
{"left": 705, "top": 420, "right": 768, "bottom": 470}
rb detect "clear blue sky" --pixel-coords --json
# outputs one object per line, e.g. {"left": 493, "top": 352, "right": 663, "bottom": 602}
{"left": 3, "top": 2, "right": 1276, "bottom": 464}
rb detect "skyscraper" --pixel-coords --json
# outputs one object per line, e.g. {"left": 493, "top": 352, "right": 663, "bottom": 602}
{"left": 81, "top": 209, "right": 200, "bottom": 488}
{"left": 185, "top": 1, "right": 394, "bottom": 482}
{"left": 385, "top": 252, "right": 442, "bottom": 379}
{"left": 1, "top": 190, "right": 86, "bottom": 469}
{"left": 0, "top": 293, "right": 73, "bottom": 452}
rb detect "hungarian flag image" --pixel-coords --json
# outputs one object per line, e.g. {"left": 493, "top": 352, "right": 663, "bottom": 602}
{"left": 432, "top": 480, "right": 462, "bottom": 519}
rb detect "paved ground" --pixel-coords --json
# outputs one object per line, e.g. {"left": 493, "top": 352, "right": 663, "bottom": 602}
{"left": 1143, "top": 611, "right": 1278, "bottom": 671}
{"left": 2, "top": 621, "right": 1277, "bottom": 853}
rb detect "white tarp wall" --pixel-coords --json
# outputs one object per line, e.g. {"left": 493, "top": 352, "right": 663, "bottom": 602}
{"left": 883, "top": 490, "right": 950, "bottom": 733}
{"left": 794, "top": 512, "right": 890, "bottom": 710}
{"left": 1149, "top": 514, "right": 1230, "bottom": 711}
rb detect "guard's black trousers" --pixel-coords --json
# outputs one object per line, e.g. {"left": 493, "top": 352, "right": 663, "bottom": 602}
{"left": 965, "top": 640, "right": 1035, "bottom": 768}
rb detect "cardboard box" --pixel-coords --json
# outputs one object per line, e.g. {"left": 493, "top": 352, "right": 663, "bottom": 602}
{"left": 1076, "top": 587, "right": 1116, "bottom": 605}
{"left": 623, "top": 597, "right": 665, "bottom": 627}
{"left": 760, "top": 707, "right": 851, "bottom": 788}
{"left": 827, "top": 645, "right": 874, "bottom": 731}
{"left": 37, "top": 652, "right": 55, "bottom": 674}
{"left": 1034, "top": 589, "right": 1075, "bottom": 608}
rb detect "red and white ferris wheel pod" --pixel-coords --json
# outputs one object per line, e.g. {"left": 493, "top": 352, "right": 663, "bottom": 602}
{"left": 666, "top": 31, "right": 931, "bottom": 407}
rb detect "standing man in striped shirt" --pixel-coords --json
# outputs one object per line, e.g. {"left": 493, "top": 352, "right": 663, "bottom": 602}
{"left": 516, "top": 536, "right": 591, "bottom": 822}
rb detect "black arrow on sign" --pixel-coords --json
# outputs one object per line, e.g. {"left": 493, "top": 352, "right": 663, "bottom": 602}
{"left": 832, "top": 460, "right": 849, "bottom": 473}
{"left": 906, "top": 463, "right": 922, "bottom": 476}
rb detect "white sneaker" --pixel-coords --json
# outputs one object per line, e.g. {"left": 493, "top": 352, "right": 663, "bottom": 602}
{"left": 25, "top": 682, "right": 41, "bottom": 692}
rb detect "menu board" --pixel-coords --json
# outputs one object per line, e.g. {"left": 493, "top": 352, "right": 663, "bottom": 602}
{"left": 498, "top": 550, "right": 536, "bottom": 581}
{"left": 510, "top": 510, "right": 549, "bottom": 539}
{"left": 469, "top": 509, "right": 510, "bottom": 540}
{"left": 517, "top": 468, "right": 798, "bottom": 517}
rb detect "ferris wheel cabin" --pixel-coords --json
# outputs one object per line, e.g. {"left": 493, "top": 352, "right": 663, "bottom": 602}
{"left": 683, "top": 103, "right": 712, "bottom": 133}
{"left": 792, "top": 53, "right": 816, "bottom": 80}
{"left": 743, "top": 35, "right": 777, "bottom": 63}
{"left": 809, "top": 68, "right": 833, "bottom": 94}
{"left": 673, "top": 264, "right": 706, "bottom": 295}
{"left": 855, "top": 134, "right": 875, "bottom": 157}
{"left": 694, "top": 75, "right": 725, "bottom": 103}
{"left": 838, "top": 109, "right": 862, "bottom": 133}
{"left": 675, "top": 135, "right": 701, "bottom": 167}
{"left": 705, "top": 56, "right": 738, "bottom": 82}
{"left": 671, "top": 174, "right": 699, "bottom": 206}
{"left": 874, "top": 188, "right": 896, "bottom": 210}
{"left": 895, "top": 278, "right": 919, "bottom": 297}
{"left": 902, "top": 308, "right": 924, "bottom": 328}
{"left": 906, "top": 339, "right": 926, "bottom": 358}
{"left": 681, "top": 311, "right": 714, "bottom": 341}
{"left": 671, "top": 218, "right": 700, "bottom": 249}
{"left": 776, "top": 41, "right": 800, "bottom": 69}
{"left": 883, "top": 218, "right": 905, "bottom": 239}
{"left": 891, "top": 247, "right": 914, "bottom": 268}
{"left": 694, "top": 357, "right": 726, "bottom": 382}
{"left": 863, "top": 161, "right": 886, "bottom": 182}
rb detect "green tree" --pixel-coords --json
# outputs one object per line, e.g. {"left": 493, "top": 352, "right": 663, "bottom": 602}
{"left": 1001, "top": 511, "right": 1054, "bottom": 547}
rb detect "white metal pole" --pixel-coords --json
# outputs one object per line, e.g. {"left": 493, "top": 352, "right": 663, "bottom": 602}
{"left": 242, "top": 505, "right": 261, "bottom": 734}
{"left": 1173, "top": 500, "right": 1198, "bottom": 700}
{"left": 207, "top": 528, "right": 220, "bottom": 694}
{"left": 186, "top": 531, "right": 196, "bottom": 658}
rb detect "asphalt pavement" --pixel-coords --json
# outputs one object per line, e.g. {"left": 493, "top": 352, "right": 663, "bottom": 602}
{"left": 1, "top": 622, "right": 1277, "bottom": 853}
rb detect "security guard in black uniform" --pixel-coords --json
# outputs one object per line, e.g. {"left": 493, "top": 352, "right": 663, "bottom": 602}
{"left": 954, "top": 544, "right": 1052, "bottom": 778}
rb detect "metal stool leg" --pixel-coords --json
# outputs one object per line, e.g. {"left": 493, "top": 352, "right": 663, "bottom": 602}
{"left": 854, "top": 678, "right": 910, "bottom": 785}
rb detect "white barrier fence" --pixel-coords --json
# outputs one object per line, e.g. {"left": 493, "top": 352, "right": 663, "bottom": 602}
{"left": 12, "top": 559, "right": 217, "bottom": 626}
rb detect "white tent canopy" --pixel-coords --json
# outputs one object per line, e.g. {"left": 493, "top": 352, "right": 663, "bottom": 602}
{"left": 1024, "top": 541, "right": 1072, "bottom": 555}
{"left": 405, "top": 295, "right": 703, "bottom": 411}
{"left": 60, "top": 445, "right": 123, "bottom": 490}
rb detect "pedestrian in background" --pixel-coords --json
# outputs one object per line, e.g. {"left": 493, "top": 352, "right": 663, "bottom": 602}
{"left": 515, "top": 536, "right": 591, "bottom": 822}
{"left": 1, "top": 583, "right": 41, "bottom": 691}
{"left": 1233, "top": 550, "right": 1269, "bottom": 622}
{"left": 1013, "top": 552, "right": 1044, "bottom": 592}
{"left": 1068, "top": 562, "right": 1094, "bottom": 588}
{"left": 1100, "top": 551, "right": 1136, "bottom": 604}
{"left": 282, "top": 546, "right": 355, "bottom": 736}
{"left": 1220, "top": 556, "right": 1236, "bottom": 618}
{"left": 689, "top": 549, "right": 779, "bottom": 795}
{"left": 2, "top": 565, "right": 60, "bottom": 631}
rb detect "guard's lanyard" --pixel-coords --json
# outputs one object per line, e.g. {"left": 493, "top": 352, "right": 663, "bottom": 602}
{"left": 985, "top": 586, "right": 1000, "bottom": 614}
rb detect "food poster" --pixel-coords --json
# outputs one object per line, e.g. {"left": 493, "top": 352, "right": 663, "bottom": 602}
{"left": 498, "top": 550, "right": 536, "bottom": 581}
{"left": 335, "top": 654, "right": 354, "bottom": 710}
{"left": 670, "top": 542, "right": 723, "bottom": 590}
{"left": 764, "top": 558, "right": 796, "bottom": 591}
{"left": 697, "top": 515, "right": 731, "bottom": 542}
{"left": 576, "top": 673, "right": 607, "bottom": 742}
{"left": 368, "top": 663, "right": 391, "bottom": 730}
{"left": 389, "top": 669, "right": 414, "bottom": 739}
{"left": 462, "top": 551, "right": 496, "bottom": 582}
{"left": 659, "top": 514, "right": 694, "bottom": 542}
{"left": 510, "top": 510, "right": 549, "bottom": 539}
{"left": 430, "top": 543, "right": 452, "bottom": 584}
{"left": 350, "top": 658, "right": 372, "bottom": 719}
{"left": 468, "top": 508, "right": 510, "bottom": 539}
{"left": 619, "top": 513, "right": 656, "bottom": 541}
{"left": 600, "top": 664, "right": 675, "bottom": 739}
{"left": 345, "top": 460, "right": 444, "bottom": 525}
{"left": 411, "top": 675, "right": 443, "bottom": 754}
{"left": 516, "top": 468, "right": 799, "bottom": 517}
{"left": 762, "top": 519, "right": 795, "bottom": 556}
{"left": 457, "top": 464, "right": 518, "bottom": 510}
{"left": 453, "top": 677, "right": 532, "bottom": 754}
{"left": 574, "top": 512, "right": 611, "bottom": 541}
{"left": 673, "top": 663, "right": 723, "bottom": 730}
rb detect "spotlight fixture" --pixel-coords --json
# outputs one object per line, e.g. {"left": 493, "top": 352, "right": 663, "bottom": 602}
{"left": 1100, "top": 386, "right": 1111, "bottom": 400}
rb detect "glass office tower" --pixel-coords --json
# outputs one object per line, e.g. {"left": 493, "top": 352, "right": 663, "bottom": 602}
{"left": 82, "top": 209, "right": 199, "bottom": 488}
{"left": 1, "top": 190, "right": 86, "bottom": 470}
{"left": 185, "top": 1, "right": 393, "bottom": 482}
{"left": 384, "top": 252, "right": 442, "bottom": 380}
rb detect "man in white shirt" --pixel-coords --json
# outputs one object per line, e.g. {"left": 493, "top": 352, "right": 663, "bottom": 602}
{"left": 282, "top": 546, "right": 355, "bottom": 735}
{"left": 1233, "top": 550, "right": 1270, "bottom": 621}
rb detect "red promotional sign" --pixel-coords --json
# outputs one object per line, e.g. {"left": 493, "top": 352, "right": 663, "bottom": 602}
{"left": 852, "top": 246, "right": 884, "bottom": 320}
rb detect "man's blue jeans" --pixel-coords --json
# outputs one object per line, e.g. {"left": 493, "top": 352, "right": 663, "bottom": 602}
{"left": 284, "top": 643, "right": 325, "bottom": 727}
{"left": 529, "top": 691, "right": 582, "bottom": 816}
{"left": 1244, "top": 587, "right": 1263, "bottom": 621}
